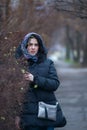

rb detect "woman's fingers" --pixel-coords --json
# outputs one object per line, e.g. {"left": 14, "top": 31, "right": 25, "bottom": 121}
{"left": 24, "top": 73, "right": 34, "bottom": 81}
{"left": 15, "top": 116, "right": 20, "bottom": 129}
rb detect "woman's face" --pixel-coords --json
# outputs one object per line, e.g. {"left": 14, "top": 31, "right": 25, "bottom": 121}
{"left": 27, "top": 38, "right": 39, "bottom": 56}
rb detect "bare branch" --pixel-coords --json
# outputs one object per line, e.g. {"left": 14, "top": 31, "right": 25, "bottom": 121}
{"left": 52, "top": 0, "right": 87, "bottom": 19}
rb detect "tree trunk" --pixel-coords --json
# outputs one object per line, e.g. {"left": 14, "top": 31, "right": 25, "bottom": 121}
{"left": 74, "top": 30, "right": 81, "bottom": 62}
{"left": 65, "top": 24, "right": 71, "bottom": 60}
{"left": 83, "top": 34, "right": 87, "bottom": 66}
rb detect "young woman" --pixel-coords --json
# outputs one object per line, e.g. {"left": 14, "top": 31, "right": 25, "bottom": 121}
{"left": 15, "top": 32, "right": 66, "bottom": 130}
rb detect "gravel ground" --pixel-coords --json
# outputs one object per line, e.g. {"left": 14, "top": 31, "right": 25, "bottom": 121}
{"left": 54, "top": 61, "right": 87, "bottom": 130}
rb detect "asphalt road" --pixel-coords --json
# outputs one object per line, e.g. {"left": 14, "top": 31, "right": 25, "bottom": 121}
{"left": 54, "top": 61, "right": 87, "bottom": 130}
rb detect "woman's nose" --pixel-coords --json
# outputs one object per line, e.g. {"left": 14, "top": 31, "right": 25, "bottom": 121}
{"left": 32, "top": 45, "right": 35, "bottom": 49}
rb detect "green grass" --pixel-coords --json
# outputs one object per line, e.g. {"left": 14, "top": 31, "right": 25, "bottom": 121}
{"left": 65, "top": 59, "right": 81, "bottom": 67}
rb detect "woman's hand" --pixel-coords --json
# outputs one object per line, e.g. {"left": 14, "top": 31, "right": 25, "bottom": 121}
{"left": 15, "top": 116, "right": 21, "bottom": 129}
{"left": 24, "top": 72, "right": 34, "bottom": 82}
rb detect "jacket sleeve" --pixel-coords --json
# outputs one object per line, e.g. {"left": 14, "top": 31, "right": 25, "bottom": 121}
{"left": 34, "top": 60, "right": 60, "bottom": 91}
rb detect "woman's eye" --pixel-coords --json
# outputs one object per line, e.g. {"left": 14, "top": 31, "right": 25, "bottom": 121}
{"left": 28, "top": 43, "right": 38, "bottom": 46}
{"left": 35, "top": 44, "right": 38, "bottom": 46}
{"left": 29, "top": 43, "right": 32, "bottom": 46}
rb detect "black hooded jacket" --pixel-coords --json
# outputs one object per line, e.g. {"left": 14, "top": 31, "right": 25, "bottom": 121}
{"left": 15, "top": 32, "right": 66, "bottom": 128}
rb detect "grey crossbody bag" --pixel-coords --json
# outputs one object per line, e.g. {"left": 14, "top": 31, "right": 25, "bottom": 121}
{"left": 38, "top": 101, "right": 58, "bottom": 121}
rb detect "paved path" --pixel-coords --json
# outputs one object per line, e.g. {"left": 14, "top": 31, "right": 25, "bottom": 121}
{"left": 54, "top": 61, "right": 87, "bottom": 130}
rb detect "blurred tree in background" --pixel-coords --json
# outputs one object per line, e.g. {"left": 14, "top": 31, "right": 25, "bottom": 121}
{"left": 54, "top": 0, "right": 87, "bottom": 19}
{"left": 0, "top": 0, "right": 87, "bottom": 65}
